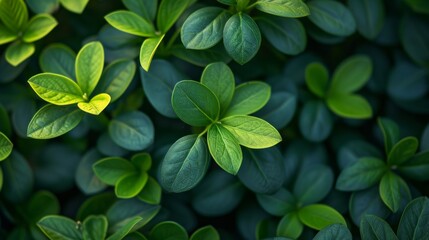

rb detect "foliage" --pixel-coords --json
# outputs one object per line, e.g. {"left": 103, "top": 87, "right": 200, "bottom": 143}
{"left": 0, "top": 0, "right": 429, "bottom": 239}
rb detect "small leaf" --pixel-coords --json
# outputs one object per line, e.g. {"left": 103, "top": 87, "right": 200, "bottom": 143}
{"left": 122, "top": 0, "right": 157, "bottom": 21}
{"left": 78, "top": 93, "right": 111, "bottom": 115}
{"left": 387, "top": 137, "right": 418, "bottom": 166}
{"left": 329, "top": 55, "right": 372, "bottom": 94}
{"left": 1, "top": 151, "right": 33, "bottom": 202}
{"left": 298, "top": 204, "right": 347, "bottom": 230}
{"left": 378, "top": 118, "right": 400, "bottom": 155}
{"left": 5, "top": 41, "right": 35, "bottom": 66}
{"left": 138, "top": 177, "right": 162, "bottom": 204}
{"left": 181, "top": 7, "right": 231, "bottom": 50}
{"left": 327, "top": 93, "right": 373, "bottom": 119}
{"left": 75, "top": 41, "right": 104, "bottom": 96}
{"left": 293, "top": 164, "right": 334, "bottom": 205}
{"left": 170, "top": 43, "right": 232, "bottom": 67}
{"left": 256, "top": 188, "right": 296, "bottom": 216}
{"left": 75, "top": 149, "right": 107, "bottom": 195}
{"left": 201, "top": 62, "right": 235, "bottom": 112}
{"left": 397, "top": 197, "right": 429, "bottom": 240}
{"left": 305, "top": 62, "right": 329, "bottom": 98}
{"left": 277, "top": 212, "right": 304, "bottom": 239}
{"left": 39, "top": 43, "right": 76, "bottom": 79}
{"left": 313, "top": 224, "right": 352, "bottom": 240}
{"left": 82, "top": 215, "right": 108, "bottom": 240}
{"left": 106, "top": 216, "right": 144, "bottom": 240}
{"left": 172, "top": 80, "right": 220, "bottom": 127}
{"left": 25, "top": 191, "right": 60, "bottom": 224}
{"left": 360, "top": 215, "right": 398, "bottom": 240}
{"left": 28, "top": 73, "right": 85, "bottom": 105}
{"left": 0, "top": 132, "right": 13, "bottom": 161}
{"left": 115, "top": 172, "right": 148, "bottom": 198}
{"left": 160, "top": 135, "right": 209, "bottom": 192}
{"left": 398, "top": 151, "right": 429, "bottom": 181}
{"left": 223, "top": 13, "right": 261, "bottom": 65}
{"left": 347, "top": 0, "right": 385, "bottom": 39}
{"left": 255, "top": 91, "right": 297, "bottom": 129}
{"left": 336, "top": 157, "right": 386, "bottom": 191}
{"left": 59, "top": 0, "right": 89, "bottom": 14}
{"left": 299, "top": 100, "right": 333, "bottom": 142}
{"left": 0, "top": 0, "right": 28, "bottom": 31}
{"left": 156, "top": 0, "right": 194, "bottom": 33}
{"left": 108, "top": 111, "right": 154, "bottom": 151}
{"left": 400, "top": 13, "right": 429, "bottom": 67}
{"left": 92, "top": 157, "right": 136, "bottom": 185}
{"left": 149, "top": 221, "right": 188, "bottom": 240}
{"left": 349, "top": 186, "right": 391, "bottom": 226}
{"left": 26, "top": 0, "right": 59, "bottom": 14}
{"left": 131, "top": 153, "right": 152, "bottom": 172}
{"left": 139, "top": 34, "right": 165, "bottom": 71}
{"left": 37, "top": 215, "right": 82, "bottom": 240}
{"left": 105, "top": 10, "right": 156, "bottom": 37}
{"left": 255, "top": 0, "right": 310, "bottom": 18}
{"left": 208, "top": 124, "right": 242, "bottom": 175}
{"left": 379, "top": 171, "right": 411, "bottom": 212}
{"left": 27, "top": 104, "right": 84, "bottom": 139}
{"left": 222, "top": 115, "right": 281, "bottom": 149}
{"left": 224, "top": 81, "right": 270, "bottom": 117}
{"left": 22, "top": 14, "right": 57, "bottom": 42}
{"left": 0, "top": 23, "right": 17, "bottom": 44}
{"left": 190, "top": 225, "right": 220, "bottom": 240}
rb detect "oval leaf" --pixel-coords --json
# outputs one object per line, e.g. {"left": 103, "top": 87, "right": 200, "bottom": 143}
{"left": 360, "top": 215, "right": 398, "bottom": 240}
{"left": 82, "top": 215, "right": 108, "bottom": 240}
{"left": 379, "top": 171, "right": 411, "bottom": 213}
{"left": 224, "top": 81, "right": 271, "bottom": 117}
{"left": 75, "top": 41, "right": 104, "bottom": 96}
{"left": 387, "top": 137, "right": 418, "bottom": 166}
{"left": 78, "top": 93, "right": 111, "bottom": 115}
{"left": 140, "top": 34, "right": 165, "bottom": 71}
{"left": 149, "top": 221, "right": 188, "bottom": 240}
{"left": 298, "top": 204, "right": 347, "bottom": 230}
{"left": 39, "top": 43, "right": 76, "bottom": 79}
{"left": 92, "top": 157, "right": 136, "bottom": 185}
{"left": 256, "top": 188, "right": 296, "bottom": 216}
{"left": 293, "top": 164, "right": 334, "bottom": 205}
{"left": 156, "top": 0, "right": 194, "bottom": 33}
{"left": 347, "top": 0, "right": 385, "bottom": 39}
{"left": 22, "top": 14, "right": 58, "bottom": 42}
{"left": 397, "top": 197, "right": 429, "bottom": 240}
{"left": 313, "top": 224, "right": 352, "bottom": 240}
{"left": 349, "top": 186, "right": 391, "bottom": 226}
{"left": 105, "top": 10, "right": 156, "bottom": 37}
{"left": 115, "top": 172, "right": 148, "bottom": 198}
{"left": 5, "top": 41, "right": 35, "bottom": 66}
{"left": 330, "top": 55, "right": 373, "bottom": 94}
{"left": 277, "top": 212, "right": 304, "bottom": 239}
{"left": 256, "top": 0, "right": 310, "bottom": 18}
{"left": 327, "top": 93, "right": 373, "bottom": 119}
{"left": 190, "top": 225, "right": 220, "bottom": 240}
{"left": 37, "top": 215, "right": 82, "bottom": 240}
{"left": 305, "top": 62, "right": 329, "bottom": 98}
{"left": 299, "top": 100, "right": 333, "bottom": 142}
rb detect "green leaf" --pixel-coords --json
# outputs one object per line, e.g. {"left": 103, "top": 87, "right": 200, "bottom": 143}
{"left": 28, "top": 73, "right": 85, "bottom": 105}
{"left": 0, "top": 0, "right": 28, "bottom": 31}
{"left": 0, "top": 23, "right": 18, "bottom": 44}
{"left": 139, "top": 34, "right": 165, "bottom": 71}
{"left": 156, "top": 0, "right": 195, "bottom": 33}
{"left": 255, "top": 0, "right": 310, "bottom": 18}
{"left": 222, "top": 115, "right": 281, "bottom": 149}
{"left": 347, "top": 0, "right": 385, "bottom": 39}
{"left": 293, "top": 164, "right": 334, "bottom": 205}
{"left": 190, "top": 226, "right": 220, "bottom": 240}
{"left": 39, "top": 43, "right": 76, "bottom": 79}
{"left": 181, "top": 7, "right": 231, "bottom": 50}
{"left": 349, "top": 186, "right": 391, "bottom": 226}
{"left": 78, "top": 93, "right": 111, "bottom": 115}
{"left": 298, "top": 204, "right": 347, "bottom": 230}
{"left": 160, "top": 135, "right": 209, "bottom": 192}
{"left": 115, "top": 172, "right": 148, "bottom": 198}
{"left": 1, "top": 151, "right": 33, "bottom": 202}
{"left": 208, "top": 123, "right": 242, "bottom": 175}
{"left": 398, "top": 151, "right": 429, "bottom": 181}
{"left": 401, "top": 14, "right": 429, "bottom": 67}
{"left": 387, "top": 137, "right": 418, "bottom": 166}
{"left": 75, "top": 41, "right": 104, "bottom": 96}
{"left": 37, "top": 215, "right": 82, "bottom": 240}
{"left": 149, "top": 221, "right": 188, "bottom": 240}
{"left": 257, "top": 188, "right": 296, "bottom": 216}
{"left": 336, "top": 157, "right": 386, "bottom": 191}
{"left": 75, "top": 149, "right": 107, "bottom": 195}
{"left": 257, "top": 15, "right": 306, "bottom": 55}
{"left": 172, "top": 80, "right": 220, "bottom": 127}
{"left": 94, "top": 59, "right": 136, "bottom": 102}
{"left": 108, "top": 111, "right": 154, "bottom": 151}
{"left": 307, "top": 0, "right": 356, "bottom": 36}
{"left": 305, "top": 62, "right": 329, "bottom": 98}
{"left": 327, "top": 93, "right": 372, "bottom": 119}
{"left": 405, "top": 0, "right": 429, "bottom": 14}
{"left": 59, "top": 0, "right": 89, "bottom": 13}
{"left": 123, "top": 0, "right": 157, "bottom": 21}
{"left": 131, "top": 153, "right": 152, "bottom": 172}
{"left": 82, "top": 215, "right": 108, "bottom": 240}
{"left": 224, "top": 81, "right": 270, "bottom": 117}
{"left": 27, "top": 104, "right": 84, "bottom": 139}
{"left": 360, "top": 215, "right": 398, "bottom": 240}
{"left": 138, "top": 177, "right": 162, "bottom": 204}
{"left": 223, "top": 12, "right": 261, "bottom": 65}
{"left": 299, "top": 100, "right": 333, "bottom": 142}
{"left": 313, "top": 224, "right": 352, "bottom": 240}
{"left": 397, "top": 197, "right": 429, "bottom": 240}
{"left": 92, "top": 157, "right": 136, "bottom": 185}
{"left": 255, "top": 91, "right": 297, "bottom": 129}
{"left": 0, "top": 132, "right": 13, "bottom": 161}
{"left": 378, "top": 118, "right": 400, "bottom": 155}
{"left": 5, "top": 41, "right": 35, "bottom": 66}
{"left": 106, "top": 216, "right": 144, "bottom": 240}
{"left": 276, "top": 212, "right": 303, "bottom": 239}
{"left": 105, "top": 10, "right": 156, "bottom": 37}
{"left": 26, "top": 0, "right": 59, "bottom": 14}
{"left": 379, "top": 171, "right": 411, "bottom": 212}
{"left": 24, "top": 190, "right": 60, "bottom": 224}
{"left": 201, "top": 62, "right": 235, "bottom": 113}
{"left": 22, "top": 14, "right": 57, "bottom": 42}
{"left": 329, "top": 55, "right": 372, "bottom": 94}
{"left": 170, "top": 43, "right": 232, "bottom": 67}
{"left": 387, "top": 60, "right": 427, "bottom": 101}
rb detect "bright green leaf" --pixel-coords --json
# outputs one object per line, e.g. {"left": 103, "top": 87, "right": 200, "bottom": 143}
{"left": 277, "top": 212, "right": 303, "bottom": 239}
{"left": 387, "top": 137, "right": 418, "bottom": 166}
{"left": 190, "top": 226, "right": 220, "bottom": 240}
{"left": 92, "top": 157, "right": 136, "bottom": 185}
{"left": 59, "top": 0, "right": 89, "bottom": 14}
{"left": 75, "top": 41, "right": 104, "bottom": 96}
{"left": 138, "top": 177, "right": 162, "bottom": 205}
{"left": 139, "top": 34, "right": 165, "bottom": 71}
{"left": 313, "top": 224, "right": 352, "bottom": 240}
{"left": 37, "top": 215, "right": 82, "bottom": 240}
{"left": 156, "top": 0, "right": 195, "bottom": 33}
{"left": 223, "top": 13, "right": 261, "bottom": 65}
{"left": 0, "top": 0, "right": 28, "bottom": 31}
{"left": 379, "top": 171, "right": 411, "bottom": 212}
{"left": 360, "top": 215, "right": 398, "bottom": 240}
{"left": 224, "top": 81, "right": 270, "bottom": 117}
{"left": 305, "top": 62, "right": 329, "bottom": 98}
{"left": 27, "top": 104, "right": 84, "bottom": 139}
{"left": 298, "top": 204, "right": 347, "bottom": 230}
{"left": 255, "top": 0, "right": 310, "bottom": 18}
{"left": 149, "top": 221, "right": 188, "bottom": 240}
{"left": 0, "top": 23, "right": 18, "bottom": 44}
{"left": 327, "top": 93, "right": 372, "bottom": 119}
{"left": 105, "top": 10, "right": 156, "bottom": 37}
{"left": 78, "top": 93, "right": 111, "bottom": 115}
{"left": 82, "top": 215, "right": 108, "bottom": 240}
{"left": 5, "top": 41, "right": 35, "bottom": 66}
{"left": 329, "top": 55, "right": 372, "bottom": 94}
{"left": 39, "top": 43, "right": 76, "bottom": 79}
{"left": 22, "top": 14, "right": 57, "bottom": 42}
{"left": 115, "top": 172, "right": 148, "bottom": 198}
{"left": 397, "top": 197, "right": 429, "bottom": 240}
{"left": 0, "top": 132, "right": 13, "bottom": 161}
{"left": 131, "top": 153, "right": 152, "bottom": 172}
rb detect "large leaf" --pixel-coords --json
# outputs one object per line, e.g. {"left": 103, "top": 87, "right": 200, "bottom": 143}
{"left": 75, "top": 41, "right": 104, "bottom": 96}
{"left": 360, "top": 215, "right": 398, "bottom": 240}
{"left": 298, "top": 204, "right": 347, "bottom": 230}
{"left": 181, "top": 7, "right": 231, "bottom": 49}
{"left": 255, "top": 0, "right": 309, "bottom": 17}
{"left": 92, "top": 157, "right": 135, "bottom": 185}
{"left": 105, "top": 10, "right": 156, "bottom": 37}
{"left": 336, "top": 157, "right": 386, "bottom": 191}
{"left": 27, "top": 104, "right": 84, "bottom": 139}
{"left": 0, "top": 0, "right": 28, "bottom": 31}
{"left": 22, "top": 14, "right": 57, "bottom": 42}
{"left": 108, "top": 111, "right": 154, "bottom": 151}
{"left": 82, "top": 215, "right": 108, "bottom": 240}
{"left": 305, "top": 62, "right": 329, "bottom": 98}
{"left": 256, "top": 188, "right": 296, "bottom": 216}
{"left": 299, "top": 100, "right": 333, "bottom": 142}
{"left": 223, "top": 13, "right": 261, "bottom": 65}
{"left": 387, "top": 137, "right": 418, "bottom": 166}
{"left": 327, "top": 93, "right": 372, "bottom": 119}
{"left": 39, "top": 43, "right": 76, "bottom": 79}
{"left": 160, "top": 135, "right": 209, "bottom": 192}
{"left": 347, "top": 0, "right": 385, "bottom": 39}
{"left": 37, "top": 215, "right": 82, "bottom": 240}
{"left": 208, "top": 123, "right": 242, "bottom": 175}
{"left": 293, "top": 164, "right": 334, "bottom": 205}
{"left": 156, "top": 0, "right": 195, "bottom": 33}
{"left": 5, "top": 41, "right": 35, "bottom": 66}
{"left": 379, "top": 171, "right": 411, "bottom": 212}
{"left": 224, "top": 81, "right": 270, "bottom": 117}
{"left": 139, "top": 34, "right": 165, "bottom": 71}
{"left": 397, "top": 197, "right": 429, "bottom": 240}
{"left": 329, "top": 55, "right": 372, "bottom": 94}
{"left": 172, "top": 80, "right": 220, "bottom": 127}
{"left": 0, "top": 132, "right": 13, "bottom": 161}
{"left": 277, "top": 212, "right": 304, "bottom": 239}
{"left": 59, "top": 0, "right": 89, "bottom": 14}
{"left": 313, "top": 224, "right": 352, "bottom": 240}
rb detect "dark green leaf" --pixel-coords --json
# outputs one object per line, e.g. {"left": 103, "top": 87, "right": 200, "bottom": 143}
{"left": 75, "top": 149, "right": 106, "bottom": 195}
{"left": 298, "top": 204, "right": 347, "bottom": 230}
{"left": 327, "top": 93, "right": 372, "bottom": 119}
{"left": 149, "top": 221, "right": 188, "bottom": 240}
{"left": 305, "top": 62, "right": 329, "bottom": 98}
{"left": 255, "top": 91, "right": 297, "bottom": 129}
{"left": 277, "top": 212, "right": 303, "bottom": 239}
{"left": 0, "top": 0, "right": 28, "bottom": 31}
{"left": 378, "top": 118, "right": 400, "bottom": 156}
{"left": 299, "top": 100, "right": 333, "bottom": 142}
{"left": 398, "top": 151, "right": 429, "bottom": 181}
{"left": 360, "top": 215, "right": 398, "bottom": 240}
{"left": 157, "top": 0, "right": 195, "bottom": 33}
{"left": 329, "top": 55, "right": 372, "bottom": 94}
{"left": 138, "top": 177, "right": 162, "bottom": 204}
{"left": 105, "top": 10, "right": 156, "bottom": 37}
{"left": 139, "top": 34, "right": 165, "bottom": 71}
{"left": 293, "top": 164, "right": 334, "bottom": 205}
{"left": 401, "top": 14, "right": 429, "bottom": 67}
{"left": 190, "top": 225, "right": 220, "bottom": 240}
{"left": 92, "top": 157, "right": 136, "bottom": 185}
{"left": 11, "top": 99, "right": 36, "bottom": 138}
{"left": 160, "top": 135, "right": 209, "bottom": 192}
{"left": 256, "top": 188, "right": 296, "bottom": 216}
{"left": 224, "top": 81, "right": 270, "bottom": 117}
{"left": 77, "top": 192, "right": 116, "bottom": 220}
{"left": 387, "top": 60, "right": 428, "bottom": 101}
{"left": 223, "top": 13, "right": 261, "bottom": 65}
{"left": 313, "top": 224, "right": 352, "bottom": 240}
{"left": 123, "top": 0, "right": 157, "bottom": 21}
{"left": 1, "top": 151, "right": 33, "bottom": 203}
{"left": 397, "top": 197, "right": 429, "bottom": 240}
{"left": 24, "top": 191, "right": 60, "bottom": 224}
{"left": 405, "top": 0, "right": 429, "bottom": 14}
{"left": 349, "top": 186, "right": 391, "bottom": 226}
{"left": 388, "top": 137, "right": 418, "bottom": 166}
{"left": 170, "top": 43, "right": 232, "bottom": 67}
{"left": 255, "top": 0, "right": 310, "bottom": 18}
{"left": 379, "top": 171, "right": 411, "bottom": 212}
{"left": 26, "top": 0, "right": 59, "bottom": 14}
{"left": 107, "top": 216, "right": 144, "bottom": 240}
{"left": 39, "top": 43, "right": 76, "bottom": 79}
{"left": 5, "top": 41, "right": 35, "bottom": 66}
{"left": 347, "top": 0, "right": 384, "bottom": 39}
{"left": 22, "top": 14, "right": 57, "bottom": 42}
{"left": 37, "top": 215, "right": 82, "bottom": 240}
{"left": 82, "top": 215, "right": 108, "bottom": 240}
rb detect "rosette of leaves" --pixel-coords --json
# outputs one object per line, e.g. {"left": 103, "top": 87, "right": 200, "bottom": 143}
{"left": 159, "top": 62, "right": 282, "bottom": 193}
{"left": 104, "top": 0, "right": 195, "bottom": 71}
{"left": 0, "top": 0, "right": 57, "bottom": 66}
{"left": 300, "top": 55, "right": 373, "bottom": 142}
{"left": 336, "top": 118, "right": 429, "bottom": 214}
{"left": 181, "top": 0, "right": 310, "bottom": 65}
{"left": 26, "top": 41, "right": 136, "bottom": 139}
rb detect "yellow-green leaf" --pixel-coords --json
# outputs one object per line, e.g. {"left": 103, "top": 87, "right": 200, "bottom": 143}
{"left": 140, "top": 34, "right": 165, "bottom": 71}
{"left": 78, "top": 93, "right": 111, "bottom": 115}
